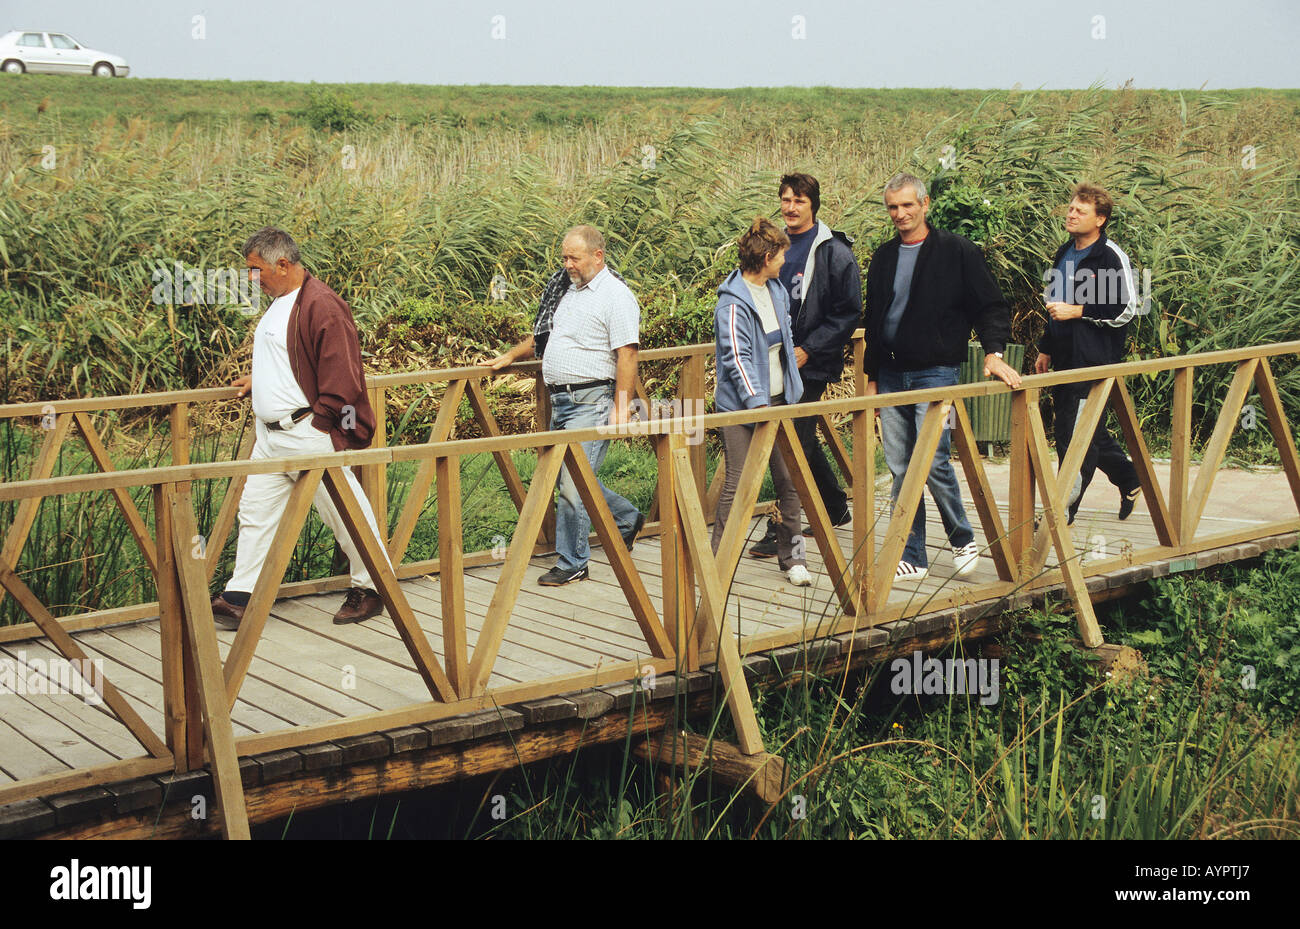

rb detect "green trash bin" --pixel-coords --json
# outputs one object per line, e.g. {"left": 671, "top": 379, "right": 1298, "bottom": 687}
{"left": 958, "top": 342, "right": 1024, "bottom": 450}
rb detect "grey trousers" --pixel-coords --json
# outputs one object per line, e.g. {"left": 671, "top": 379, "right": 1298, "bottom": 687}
{"left": 712, "top": 397, "right": 806, "bottom": 571}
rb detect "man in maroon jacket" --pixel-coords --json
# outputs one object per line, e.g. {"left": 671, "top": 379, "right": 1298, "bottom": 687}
{"left": 210, "top": 226, "right": 386, "bottom": 628}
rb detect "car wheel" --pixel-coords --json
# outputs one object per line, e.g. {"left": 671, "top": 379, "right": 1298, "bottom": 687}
{"left": 92, "top": 62, "right": 114, "bottom": 77}
{"left": 2, "top": 60, "right": 24, "bottom": 75}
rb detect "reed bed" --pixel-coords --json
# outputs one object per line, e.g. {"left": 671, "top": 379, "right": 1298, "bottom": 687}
{"left": 2, "top": 84, "right": 1296, "bottom": 427}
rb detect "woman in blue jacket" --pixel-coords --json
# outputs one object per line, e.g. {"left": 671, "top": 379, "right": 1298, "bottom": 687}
{"left": 713, "top": 218, "right": 811, "bottom": 587}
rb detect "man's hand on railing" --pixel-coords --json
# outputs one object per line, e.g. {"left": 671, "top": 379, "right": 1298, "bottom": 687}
{"left": 231, "top": 374, "right": 252, "bottom": 398}
{"left": 984, "top": 353, "right": 1022, "bottom": 389}
{"left": 1035, "top": 352, "right": 1052, "bottom": 375}
{"left": 485, "top": 334, "right": 535, "bottom": 371}
{"left": 608, "top": 401, "right": 632, "bottom": 427}
{"left": 864, "top": 379, "right": 880, "bottom": 416}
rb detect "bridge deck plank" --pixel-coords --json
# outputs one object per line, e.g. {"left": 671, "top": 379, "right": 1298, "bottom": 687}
{"left": 102, "top": 623, "right": 293, "bottom": 732}
{"left": 0, "top": 639, "right": 150, "bottom": 760}
{"left": 0, "top": 689, "right": 122, "bottom": 770}
{"left": 0, "top": 718, "right": 69, "bottom": 781}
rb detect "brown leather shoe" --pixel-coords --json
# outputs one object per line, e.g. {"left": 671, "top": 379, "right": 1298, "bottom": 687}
{"left": 333, "top": 587, "right": 383, "bottom": 625}
{"left": 211, "top": 594, "right": 245, "bottom": 630}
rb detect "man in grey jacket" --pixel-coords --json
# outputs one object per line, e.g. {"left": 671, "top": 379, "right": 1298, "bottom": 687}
{"left": 750, "top": 173, "right": 863, "bottom": 558}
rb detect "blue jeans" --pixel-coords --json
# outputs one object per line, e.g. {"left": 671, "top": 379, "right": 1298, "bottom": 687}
{"left": 549, "top": 384, "right": 642, "bottom": 572}
{"left": 877, "top": 365, "right": 974, "bottom": 568}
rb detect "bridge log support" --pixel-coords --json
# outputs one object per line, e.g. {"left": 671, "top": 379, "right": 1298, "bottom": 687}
{"left": 633, "top": 730, "right": 788, "bottom": 807}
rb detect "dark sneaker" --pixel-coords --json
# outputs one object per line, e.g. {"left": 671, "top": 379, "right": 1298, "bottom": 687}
{"left": 210, "top": 594, "right": 245, "bottom": 630}
{"left": 622, "top": 512, "right": 646, "bottom": 551}
{"left": 538, "top": 565, "right": 589, "bottom": 586}
{"left": 1118, "top": 487, "right": 1141, "bottom": 521}
{"left": 802, "top": 506, "right": 852, "bottom": 537}
{"left": 333, "top": 587, "right": 384, "bottom": 625}
{"left": 749, "top": 518, "right": 779, "bottom": 558}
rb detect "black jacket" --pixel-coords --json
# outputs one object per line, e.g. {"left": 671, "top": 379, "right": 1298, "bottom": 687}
{"left": 863, "top": 225, "right": 1010, "bottom": 379}
{"left": 1038, "top": 230, "right": 1138, "bottom": 371}
{"left": 791, "top": 223, "right": 863, "bottom": 384}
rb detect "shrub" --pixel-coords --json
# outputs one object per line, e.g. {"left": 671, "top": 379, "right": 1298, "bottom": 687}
{"left": 296, "top": 88, "right": 370, "bottom": 132}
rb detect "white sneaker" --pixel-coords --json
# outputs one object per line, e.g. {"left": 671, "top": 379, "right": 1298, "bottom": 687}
{"left": 786, "top": 564, "right": 813, "bottom": 587}
{"left": 952, "top": 542, "right": 979, "bottom": 577}
{"left": 894, "top": 561, "right": 928, "bottom": 581}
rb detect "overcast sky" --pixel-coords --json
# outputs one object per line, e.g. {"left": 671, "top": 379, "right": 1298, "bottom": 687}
{"left": 1, "top": 0, "right": 1296, "bottom": 87}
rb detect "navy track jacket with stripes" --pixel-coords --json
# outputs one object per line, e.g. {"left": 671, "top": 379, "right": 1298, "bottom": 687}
{"left": 1038, "top": 229, "right": 1139, "bottom": 371}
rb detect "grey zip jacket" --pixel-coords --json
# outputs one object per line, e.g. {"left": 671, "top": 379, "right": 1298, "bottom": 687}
{"left": 714, "top": 269, "right": 804, "bottom": 412}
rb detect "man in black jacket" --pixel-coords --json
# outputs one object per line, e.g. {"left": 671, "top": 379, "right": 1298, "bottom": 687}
{"left": 1036, "top": 183, "right": 1141, "bottom": 525}
{"left": 750, "top": 173, "right": 862, "bottom": 558}
{"left": 864, "top": 173, "right": 1021, "bottom": 581}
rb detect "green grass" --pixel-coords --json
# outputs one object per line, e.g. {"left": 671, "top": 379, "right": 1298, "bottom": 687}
{"left": 0, "top": 79, "right": 1018, "bottom": 129}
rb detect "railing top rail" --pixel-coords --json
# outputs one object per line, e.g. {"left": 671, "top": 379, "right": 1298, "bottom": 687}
{"left": 2, "top": 339, "right": 1298, "bottom": 503}
{"left": 368, "top": 341, "right": 717, "bottom": 389}
{"left": 0, "top": 342, "right": 723, "bottom": 419}
{"left": 2, "top": 335, "right": 1295, "bottom": 421}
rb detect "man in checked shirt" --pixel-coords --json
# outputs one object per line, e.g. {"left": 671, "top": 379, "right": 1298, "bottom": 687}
{"left": 488, "top": 226, "right": 645, "bottom": 586}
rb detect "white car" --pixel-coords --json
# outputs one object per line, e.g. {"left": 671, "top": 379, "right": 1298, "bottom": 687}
{"left": 0, "top": 30, "right": 130, "bottom": 77}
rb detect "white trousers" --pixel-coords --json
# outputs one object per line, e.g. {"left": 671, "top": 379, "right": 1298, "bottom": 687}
{"left": 226, "top": 416, "right": 389, "bottom": 593}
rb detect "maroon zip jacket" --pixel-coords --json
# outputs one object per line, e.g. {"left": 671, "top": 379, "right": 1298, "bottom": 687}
{"left": 285, "top": 271, "right": 377, "bottom": 451}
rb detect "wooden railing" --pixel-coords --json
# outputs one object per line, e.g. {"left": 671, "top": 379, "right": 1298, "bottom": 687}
{"left": 0, "top": 342, "right": 724, "bottom": 632}
{"left": 1, "top": 337, "right": 1298, "bottom": 837}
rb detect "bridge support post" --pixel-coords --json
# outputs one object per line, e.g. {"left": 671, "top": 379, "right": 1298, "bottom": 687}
{"left": 660, "top": 434, "right": 698, "bottom": 670}
{"left": 361, "top": 385, "right": 389, "bottom": 546}
{"left": 1009, "top": 390, "right": 1036, "bottom": 572}
{"left": 164, "top": 483, "right": 252, "bottom": 840}
{"left": 154, "top": 483, "right": 202, "bottom": 771}
{"left": 683, "top": 355, "right": 708, "bottom": 510}
{"left": 671, "top": 439, "right": 765, "bottom": 754}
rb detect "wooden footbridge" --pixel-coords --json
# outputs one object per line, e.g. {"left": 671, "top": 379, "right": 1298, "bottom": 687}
{"left": 1, "top": 337, "right": 1298, "bottom": 838}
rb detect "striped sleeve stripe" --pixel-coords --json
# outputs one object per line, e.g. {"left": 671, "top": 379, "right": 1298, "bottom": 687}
{"left": 729, "top": 303, "right": 756, "bottom": 396}
{"left": 1100, "top": 240, "right": 1138, "bottom": 328}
